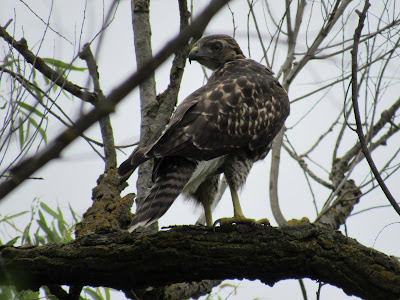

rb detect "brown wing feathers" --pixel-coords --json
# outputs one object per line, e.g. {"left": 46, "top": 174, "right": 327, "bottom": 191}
{"left": 118, "top": 35, "right": 289, "bottom": 231}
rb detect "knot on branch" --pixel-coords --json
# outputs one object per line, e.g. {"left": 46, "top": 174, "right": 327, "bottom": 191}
{"left": 321, "top": 159, "right": 362, "bottom": 229}
{"left": 75, "top": 168, "right": 134, "bottom": 237}
{"left": 330, "top": 158, "right": 348, "bottom": 186}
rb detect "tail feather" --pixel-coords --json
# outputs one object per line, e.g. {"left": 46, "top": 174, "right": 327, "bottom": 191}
{"left": 128, "top": 157, "right": 196, "bottom": 232}
{"left": 118, "top": 147, "right": 149, "bottom": 176}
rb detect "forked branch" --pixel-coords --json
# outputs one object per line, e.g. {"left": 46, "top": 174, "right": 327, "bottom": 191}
{"left": 0, "top": 0, "right": 232, "bottom": 200}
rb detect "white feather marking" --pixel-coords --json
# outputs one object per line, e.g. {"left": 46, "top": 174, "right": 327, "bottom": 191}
{"left": 128, "top": 218, "right": 155, "bottom": 232}
{"left": 182, "top": 156, "right": 226, "bottom": 196}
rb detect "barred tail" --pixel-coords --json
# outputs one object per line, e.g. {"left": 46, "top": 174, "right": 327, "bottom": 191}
{"left": 128, "top": 157, "right": 196, "bottom": 232}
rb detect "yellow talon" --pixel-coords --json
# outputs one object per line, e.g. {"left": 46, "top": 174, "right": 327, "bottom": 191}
{"left": 256, "top": 218, "right": 270, "bottom": 226}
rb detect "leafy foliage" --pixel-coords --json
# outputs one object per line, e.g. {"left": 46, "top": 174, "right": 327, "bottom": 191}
{"left": 0, "top": 53, "right": 86, "bottom": 175}
{"left": 0, "top": 200, "right": 112, "bottom": 300}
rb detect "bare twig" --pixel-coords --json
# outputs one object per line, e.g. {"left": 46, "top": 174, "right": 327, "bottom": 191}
{"left": 0, "top": 66, "right": 106, "bottom": 161}
{"left": 283, "top": 0, "right": 353, "bottom": 86}
{"left": 350, "top": 0, "right": 400, "bottom": 217}
{"left": 0, "top": 25, "right": 96, "bottom": 103}
{"left": 282, "top": 143, "right": 334, "bottom": 189}
{"left": 0, "top": 0, "right": 232, "bottom": 200}
{"left": 247, "top": 0, "right": 270, "bottom": 67}
{"left": 79, "top": 43, "right": 117, "bottom": 170}
{"left": 351, "top": 202, "right": 400, "bottom": 217}
{"left": 309, "top": 19, "right": 400, "bottom": 59}
{"left": 340, "top": 96, "right": 400, "bottom": 166}
{"left": 298, "top": 279, "right": 308, "bottom": 300}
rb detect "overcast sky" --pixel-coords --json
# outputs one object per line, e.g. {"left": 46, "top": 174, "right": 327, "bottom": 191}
{"left": 1, "top": 1, "right": 399, "bottom": 299}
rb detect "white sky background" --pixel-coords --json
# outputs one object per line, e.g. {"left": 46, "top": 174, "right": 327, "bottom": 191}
{"left": 1, "top": 0, "right": 400, "bottom": 299}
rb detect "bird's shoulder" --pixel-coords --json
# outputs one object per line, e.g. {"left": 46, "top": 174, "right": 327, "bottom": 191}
{"left": 209, "top": 58, "right": 274, "bottom": 82}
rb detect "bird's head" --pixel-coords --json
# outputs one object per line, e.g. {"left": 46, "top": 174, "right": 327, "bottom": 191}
{"left": 188, "top": 35, "right": 245, "bottom": 70}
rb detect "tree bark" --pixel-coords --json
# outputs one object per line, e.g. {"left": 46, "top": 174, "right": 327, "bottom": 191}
{"left": 1, "top": 224, "right": 399, "bottom": 300}
{"left": 131, "top": 0, "right": 158, "bottom": 204}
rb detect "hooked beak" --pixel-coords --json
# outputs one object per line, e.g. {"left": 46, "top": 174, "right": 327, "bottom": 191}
{"left": 188, "top": 46, "right": 199, "bottom": 64}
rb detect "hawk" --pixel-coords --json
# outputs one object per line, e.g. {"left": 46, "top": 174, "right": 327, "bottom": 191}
{"left": 119, "top": 35, "right": 290, "bottom": 232}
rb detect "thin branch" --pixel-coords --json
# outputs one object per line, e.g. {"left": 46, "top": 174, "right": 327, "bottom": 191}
{"left": 0, "top": 66, "right": 106, "bottom": 162}
{"left": 283, "top": 0, "right": 353, "bottom": 86}
{"left": 0, "top": 25, "right": 96, "bottom": 104}
{"left": 282, "top": 143, "right": 334, "bottom": 189}
{"left": 340, "top": 96, "right": 400, "bottom": 165}
{"left": 0, "top": 0, "right": 232, "bottom": 200}
{"left": 79, "top": 43, "right": 117, "bottom": 170}
{"left": 301, "top": 109, "right": 342, "bottom": 158}
{"left": 247, "top": 0, "right": 270, "bottom": 67}
{"left": 298, "top": 279, "right": 308, "bottom": 300}
{"left": 309, "top": 19, "right": 400, "bottom": 59}
{"left": 350, "top": 1, "right": 400, "bottom": 216}
{"left": 19, "top": 1, "right": 74, "bottom": 46}
{"left": 264, "top": 0, "right": 287, "bottom": 35}
{"left": 351, "top": 202, "right": 400, "bottom": 217}
{"left": 291, "top": 45, "right": 400, "bottom": 104}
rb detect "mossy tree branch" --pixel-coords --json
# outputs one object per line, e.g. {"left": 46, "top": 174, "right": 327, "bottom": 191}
{"left": 1, "top": 225, "right": 399, "bottom": 300}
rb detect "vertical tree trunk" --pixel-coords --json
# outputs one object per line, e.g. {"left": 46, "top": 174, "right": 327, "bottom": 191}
{"left": 131, "top": 0, "right": 157, "bottom": 209}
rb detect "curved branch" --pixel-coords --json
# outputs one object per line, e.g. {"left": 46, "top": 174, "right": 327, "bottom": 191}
{"left": 1, "top": 225, "right": 399, "bottom": 299}
{"left": 350, "top": 1, "right": 400, "bottom": 216}
{"left": 269, "top": 127, "right": 287, "bottom": 226}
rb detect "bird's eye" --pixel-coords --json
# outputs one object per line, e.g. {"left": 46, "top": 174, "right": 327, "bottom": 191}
{"left": 211, "top": 42, "right": 223, "bottom": 52}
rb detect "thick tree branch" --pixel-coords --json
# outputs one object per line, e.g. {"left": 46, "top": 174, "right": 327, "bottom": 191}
{"left": 0, "top": 0, "right": 231, "bottom": 200}
{"left": 269, "top": 127, "right": 287, "bottom": 226}
{"left": 1, "top": 225, "right": 399, "bottom": 300}
{"left": 131, "top": 0, "right": 158, "bottom": 205}
{"left": 0, "top": 25, "right": 97, "bottom": 104}
{"left": 350, "top": 1, "right": 400, "bottom": 217}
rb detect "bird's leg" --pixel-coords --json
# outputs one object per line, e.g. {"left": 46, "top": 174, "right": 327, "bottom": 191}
{"left": 202, "top": 194, "right": 213, "bottom": 227}
{"left": 231, "top": 186, "right": 246, "bottom": 220}
{"left": 214, "top": 185, "right": 269, "bottom": 227}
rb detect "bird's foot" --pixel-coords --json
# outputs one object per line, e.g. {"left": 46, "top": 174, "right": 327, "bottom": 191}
{"left": 213, "top": 216, "right": 270, "bottom": 229}
{"left": 256, "top": 218, "right": 270, "bottom": 226}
